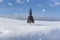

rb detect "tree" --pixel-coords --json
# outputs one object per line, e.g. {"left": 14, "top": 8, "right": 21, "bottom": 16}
{"left": 27, "top": 8, "right": 34, "bottom": 24}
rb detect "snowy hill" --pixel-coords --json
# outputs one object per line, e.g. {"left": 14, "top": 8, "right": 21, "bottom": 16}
{"left": 0, "top": 17, "right": 60, "bottom": 40}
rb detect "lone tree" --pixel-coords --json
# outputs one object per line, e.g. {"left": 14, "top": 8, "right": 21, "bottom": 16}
{"left": 27, "top": 8, "right": 34, "bottom": 24}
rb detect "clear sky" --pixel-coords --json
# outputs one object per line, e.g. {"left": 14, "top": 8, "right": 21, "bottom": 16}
{"left": 0, "top": 0, "right": 60, "bottom": 18}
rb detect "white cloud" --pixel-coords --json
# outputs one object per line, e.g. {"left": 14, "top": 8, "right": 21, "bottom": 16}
{"left": 50, "top": 2, "right": 60, "bottom": 7}
{"left": 42, "top": 9, "right": 46, "bottom": 12}
{"left": 49, "top": 0, "right": 60, "bottom": 7}
{"left": 39, "top": 38, "right": 42, "bottom": 40}
{"left": 0, "top": 0, "right": 3, "bottom": 2}
{"left": 8, "top": 3, "right": 13, "bottom": 6}
{"left": 54, "top": 2, "right": 60, "bottom": 5}
{"left": 26, "top": 0, "right": 30, "bottom": 2}
{"left": 16, "top": 0, "right": 24, "bottom": 4}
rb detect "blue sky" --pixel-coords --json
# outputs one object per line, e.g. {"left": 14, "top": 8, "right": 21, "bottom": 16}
{"left": 0, "top": 0, "right": 60, "bottom": 18}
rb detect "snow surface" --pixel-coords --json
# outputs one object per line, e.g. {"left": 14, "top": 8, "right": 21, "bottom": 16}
{"left": 0, "top": 17, "right": 60, "bottom": 40}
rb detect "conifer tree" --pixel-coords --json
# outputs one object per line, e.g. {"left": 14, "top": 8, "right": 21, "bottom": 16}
{"left": 27, "top": 8, "right": 34, "bottom": 24}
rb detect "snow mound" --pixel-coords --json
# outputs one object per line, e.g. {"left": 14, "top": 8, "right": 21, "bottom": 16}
{"left": 0, "top": 17, "right": 60, "bottom": 38}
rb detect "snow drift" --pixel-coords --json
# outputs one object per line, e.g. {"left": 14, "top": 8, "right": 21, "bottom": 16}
{"left": 0, "top": 17, "right": 60, "bottom": 40}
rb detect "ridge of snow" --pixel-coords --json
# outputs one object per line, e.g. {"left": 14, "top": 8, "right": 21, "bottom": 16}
{"left": 0, "top": 17, "right": 60, "bottom": 37}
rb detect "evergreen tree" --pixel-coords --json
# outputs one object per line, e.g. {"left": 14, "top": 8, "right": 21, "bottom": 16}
{"left": 27, "top": 8, "right": 34, "bottom": 24}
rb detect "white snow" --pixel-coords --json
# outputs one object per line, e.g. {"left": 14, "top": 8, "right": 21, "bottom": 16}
{"left": 0, "top": 17, "right": 60, "bottom": 38}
